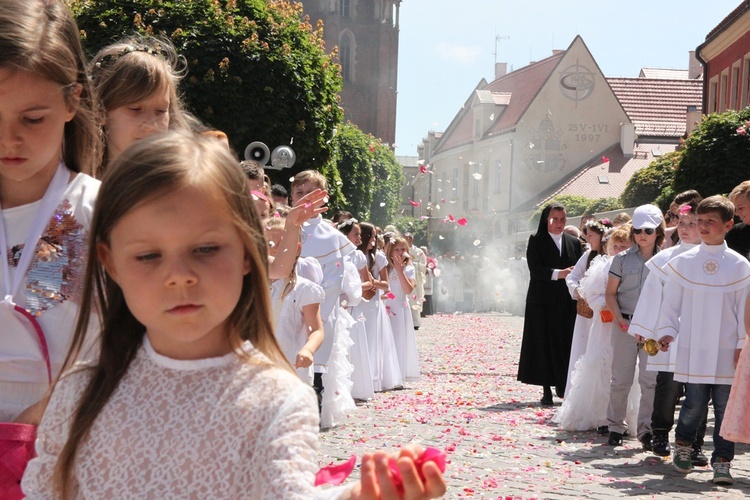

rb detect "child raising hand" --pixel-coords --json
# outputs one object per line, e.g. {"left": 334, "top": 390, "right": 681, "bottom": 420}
{"left": 21, "top": 132, "right": 444, "bottom": 499}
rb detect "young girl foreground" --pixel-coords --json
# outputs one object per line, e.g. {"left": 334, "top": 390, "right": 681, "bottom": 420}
{"left": 21, "top": 133, "right": 445, "bottom": 499}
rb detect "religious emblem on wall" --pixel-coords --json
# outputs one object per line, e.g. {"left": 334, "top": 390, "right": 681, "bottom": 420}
{"left": 559, "top": 60, "right": 595, "bottom": 104}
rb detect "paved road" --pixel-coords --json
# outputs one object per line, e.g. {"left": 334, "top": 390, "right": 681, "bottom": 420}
{"left": 318, "top": 313, "right": 749, "bottom": 499}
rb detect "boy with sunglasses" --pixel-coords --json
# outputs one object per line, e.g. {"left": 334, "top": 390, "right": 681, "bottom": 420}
{"left": 657, "top": 196, "right": 750, "bottom": 485}
{"left": 605, "top": 204, "right": 664, "bottom": 449}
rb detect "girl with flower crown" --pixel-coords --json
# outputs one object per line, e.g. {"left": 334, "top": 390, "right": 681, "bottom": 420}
{"left": 562, "top": 218, "right": 610, "bottom": 398}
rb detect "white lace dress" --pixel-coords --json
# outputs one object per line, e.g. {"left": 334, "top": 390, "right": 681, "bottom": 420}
{"left": 554, "top": 255, "right": 641, "bottom": 432}
{"left": 386, "top": 265, "right": 420, "bottom": 382}
{"left": 22, "top": 338, "right": 348, "bottom": 499}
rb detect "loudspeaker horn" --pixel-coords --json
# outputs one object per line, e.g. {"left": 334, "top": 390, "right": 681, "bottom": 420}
{"left": 244, "top": 141, "right": 270, "bottom": 164}
{"left": 268, "top": 145, "right": 296, "bottom": 170}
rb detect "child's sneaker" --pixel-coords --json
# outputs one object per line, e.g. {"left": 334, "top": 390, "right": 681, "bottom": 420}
{"left": 672, "top": 442, "right": 693, "bottom": 473}
{"left": 712, "top": 458, "right": 733, "bottom": 485}
{"left": 691, "top": 445, "right": 708, "bottom": 467}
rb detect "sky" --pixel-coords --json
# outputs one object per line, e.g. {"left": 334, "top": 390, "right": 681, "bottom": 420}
{"left": 394, "top": 0, "right": 742, "bottom": 156}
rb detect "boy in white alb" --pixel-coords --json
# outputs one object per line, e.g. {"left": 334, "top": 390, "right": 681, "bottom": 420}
{"left": 628, "top": 200, "right": 708, "bottom": 463}
{"left": 290, "top": 170, "right": 356, "bottom": 428}
{"left": 657, "top": 196, "right": 750, "bottom": 485}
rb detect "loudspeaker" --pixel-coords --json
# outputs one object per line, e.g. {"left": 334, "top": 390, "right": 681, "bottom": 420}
{"left": 244, "top": 141, "right": 270, "bottom": 164}
{"left": 268, "top": 145, "right": 296, "bottom": 170}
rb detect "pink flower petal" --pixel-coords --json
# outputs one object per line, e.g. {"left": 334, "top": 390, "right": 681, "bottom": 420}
{"left": 315, "top": 455, "right": 356, "bottom": 486}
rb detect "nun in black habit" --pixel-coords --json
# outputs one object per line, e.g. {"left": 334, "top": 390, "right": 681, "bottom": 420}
{"left": 516, "top": 203, "right": 583, "bottom": 405}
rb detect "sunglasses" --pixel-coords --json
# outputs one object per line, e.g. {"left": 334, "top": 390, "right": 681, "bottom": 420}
{"left": 633, "top": 228, "right": 655, "bottom": 235}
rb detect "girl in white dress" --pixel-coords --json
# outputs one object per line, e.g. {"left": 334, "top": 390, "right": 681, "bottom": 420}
{"left": 350, "top": 224, "right": 403, "bottom": 392}
{"left": 21, "top": 132, "right": 446, "bottom": 498}
{"left": 554, "top": 226, "right": 635, "bottom": 432}
{"left": 264, "top": 217, "right": 325, "bottom": 387}
{"left": 564, "top": 219, "right": 607, "bottom": 397}
{"left": 384, "top": 237, "right": 421, "bottom": 383}
{"left": 337, "top": 218, "right": 375, "bottom": 401}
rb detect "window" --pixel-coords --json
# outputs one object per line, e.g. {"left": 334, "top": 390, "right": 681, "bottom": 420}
{"left": 743, "top": 55, "right": 750, "bottom": 108}
{"left": 720, "top": 71, "right": 728, "bottom": 112}
{"left": 494, "top": 161, "right": 503, "bottom": 193}
{"left": 339, "top": 31, "right": 355, "bottom": 83}
{"left": 463, "top": 167, "right": 470, "bottom": 211}
{"left": 472, "top": 163, "right": 480, "bottom": 196}
{"left": 709, "top": 78, "right": 718, "bottom": 113}
{"left": 452, "top": 168, "right": 459, "bottom": 199}
{"left": 339, "top": 0, "right": 350, "bottom": 17}
{"left": 731, "top": 63, "right": 741, "bottom": 110}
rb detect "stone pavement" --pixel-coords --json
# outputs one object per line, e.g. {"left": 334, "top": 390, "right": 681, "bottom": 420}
{"left": 318, "top": 313, "right": 750, "bottom": 499}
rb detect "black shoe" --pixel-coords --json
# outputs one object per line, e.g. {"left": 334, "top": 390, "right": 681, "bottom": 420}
{"left": 555, "top": 386, "right": 565, "bottom": 398}
{"left": 639, "top": 432, "right": 653, "bottom": 452}
{"left": 692, "top": 446, "right": 709, "bottom": 467}
{"left": 597, "top": 425, "right": 609, "bottom": 435}
{"left": 651, "top": 432, "right": 671, "bottom": 457}
{"left": 608, "top": 431, "right": 623, "bottom": 446}
{"left": 540, "top": 395, "right": 554, "bottom": 406}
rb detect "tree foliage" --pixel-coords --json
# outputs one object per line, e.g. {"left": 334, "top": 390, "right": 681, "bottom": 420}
{"left": 330, "top": 123, "right": 373, "bottom": 219}
{"left": 620, "top": 151, "right": 679, "bottom": 208}
{"left": 67, "top": 0, "right": 344, "bottom": 200}
{"left": 368, "top": 143, "right": 404, "bottom": 227}
{"left": 528, "top": 194, "right": 622, "bottom": 229}
{"left": 673, "top": 107, "right": 750, "bottom": 197}
{"left": 394, "top": 216, "right": 428, "bottom": 247}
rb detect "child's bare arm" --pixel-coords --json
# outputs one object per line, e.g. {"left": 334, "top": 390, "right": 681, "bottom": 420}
{"left": 605, "top": 275, "right": 627, "bottom": 332}
{"left": 267, "top": 190, "right": 327, "bottom": 280}
{"left": 295, "top": 303, "right": 324, "bottom": 368}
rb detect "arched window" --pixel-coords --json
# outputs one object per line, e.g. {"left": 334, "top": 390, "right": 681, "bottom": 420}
{"left": 339, "top": 31, "right": 356, "bottom": 83}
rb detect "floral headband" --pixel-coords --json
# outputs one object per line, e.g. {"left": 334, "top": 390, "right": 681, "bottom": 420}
{"left": 93, "top": 42, "right": 169, "bottom": 74}
{"left": 584, "top": 219, "right": 605, "bottom": 233}
{"left": 336, "top": 218, "right": 359, "bottom": 230}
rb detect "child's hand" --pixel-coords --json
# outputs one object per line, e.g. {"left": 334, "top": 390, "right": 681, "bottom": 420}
{"left": 658, "top": 335, "right": 674, "bottom": 352}
{"left": 634, "top": 334, "right": 644, "bottom": 343}
{"left": 347, "top": 445, "right": 446, "bottom": 499}
{"left": 616, "top": 318, "right": 629, "bottom": 332}
{"left": 294, "top": 348, "right": 314, "bottom": 368}
{"left": 286, "top": 189, "right": 329, "bottom": 227}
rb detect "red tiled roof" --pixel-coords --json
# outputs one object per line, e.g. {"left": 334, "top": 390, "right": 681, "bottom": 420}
{"left": 639, "top": 68, "right": 690, "bottom": 80}
{"left": 607, "top": 78, "right": 702, "bottom": 137}
{"left": 433, "top": 51, "right": 565, "bottom": 155}
{"left": 536, "top": 144, "right": 678, "bottom": 206}
{"left": 705, "top": 0, "right": 750, "bottom": 41}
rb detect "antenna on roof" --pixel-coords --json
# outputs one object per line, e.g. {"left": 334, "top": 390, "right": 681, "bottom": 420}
{"left": 494, "top": 32, "right": 510, "bottom": 66}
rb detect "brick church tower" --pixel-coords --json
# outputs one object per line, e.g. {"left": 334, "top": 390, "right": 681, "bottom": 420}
{"left": 303, "top": 0, "right": 401, "bottom": 146}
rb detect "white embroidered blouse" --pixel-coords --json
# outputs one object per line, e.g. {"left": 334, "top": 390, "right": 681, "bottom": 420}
{"left": 22, "top": 337, "right": 347, "bottom": 499}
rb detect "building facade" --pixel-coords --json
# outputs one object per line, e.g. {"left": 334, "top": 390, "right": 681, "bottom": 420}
{"left": 303, "top": 0, "right": 401, "bottom": 145}
{"left": 697, "top": 0, "right": 750, "bottom": 113}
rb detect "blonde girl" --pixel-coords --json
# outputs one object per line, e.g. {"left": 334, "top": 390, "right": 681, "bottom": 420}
{"left": 264, "top": 216, "right": 325, "bottom": 386}
{"left": 89, "top": 35, "right": 191, "bottom": 172}
{"left": 0, "top": 0, "right": 101, "bottom": 424}
{"left": 384, "top": 237, "right": 420, "bottom": 382}
{"left": 21, "top": 132, "right": 445, "bottom": 498}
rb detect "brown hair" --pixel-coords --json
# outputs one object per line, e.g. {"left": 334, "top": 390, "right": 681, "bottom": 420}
{"left": 0, "top": 0, "right": 102, "bottom": 173}
{"left": 240, "top": 159, "right": 264, "bottom": 180}
{"left": 612, "top": 212, "right": 632, "bottom": 227}
{"left": 628, "top": 221, "right": 666, "bottom": 249}
{"left": 54, "top": 132, "right": 287, "bottom": 497}
{"left": 291, "top": 169, "right": 327, "bottom": 190}
{"left": 697, "top": 195, "right": 734, "bottom": 223}
{"left": 358, "top": 222, "right": 377, "bottom": 274}
{"left": 90, "top": 35, "right": 189, "bottom": 170}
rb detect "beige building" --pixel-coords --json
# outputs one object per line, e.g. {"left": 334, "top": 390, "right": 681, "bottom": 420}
{"left": 412, "top": 37, "right": 702, "bottom": 254}
{"left": 413, "top": 36, "right": 634, "bottom": 251}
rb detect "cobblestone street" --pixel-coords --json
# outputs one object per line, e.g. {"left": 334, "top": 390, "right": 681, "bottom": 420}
{"left": 318, "top": 313, "right": 750, "bottom": 499}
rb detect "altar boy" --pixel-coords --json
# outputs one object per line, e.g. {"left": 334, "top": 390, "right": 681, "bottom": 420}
{"left": 657, "top": 196, "right": 750, "bottom": 485}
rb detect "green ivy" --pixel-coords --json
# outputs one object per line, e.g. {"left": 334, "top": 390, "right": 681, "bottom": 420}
{"left": 369, "top": 143, "right": 404, "bottom": 227}
{"left": 528, "top": 194, "right": 622, "bottom": 229}
{"left": 620, "top": 151, "right": 680, "bottom": 208}
{"left": 673, "top": 107, "right": 750, "bottom": 197}
{"left": 394, "top": 216, "right": 427, "bottom": 247}
{"left": 67, "top": 0, "right": 344, "bottom": 192}
{"left": 330, "top": 123, "right": 373, "bottom": 219}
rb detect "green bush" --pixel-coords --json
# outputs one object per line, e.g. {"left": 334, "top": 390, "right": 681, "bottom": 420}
{"left": 67, "top": 0, "right": 344, "bottom": 203}
{"left": 673, "top": 107, "right": 750, "bottom": 197}
{"left": 620, "top": 151, "right": 679, "bottom": 208}
{"left": 330, "top": 123, "right": 373, "bottom": 219}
